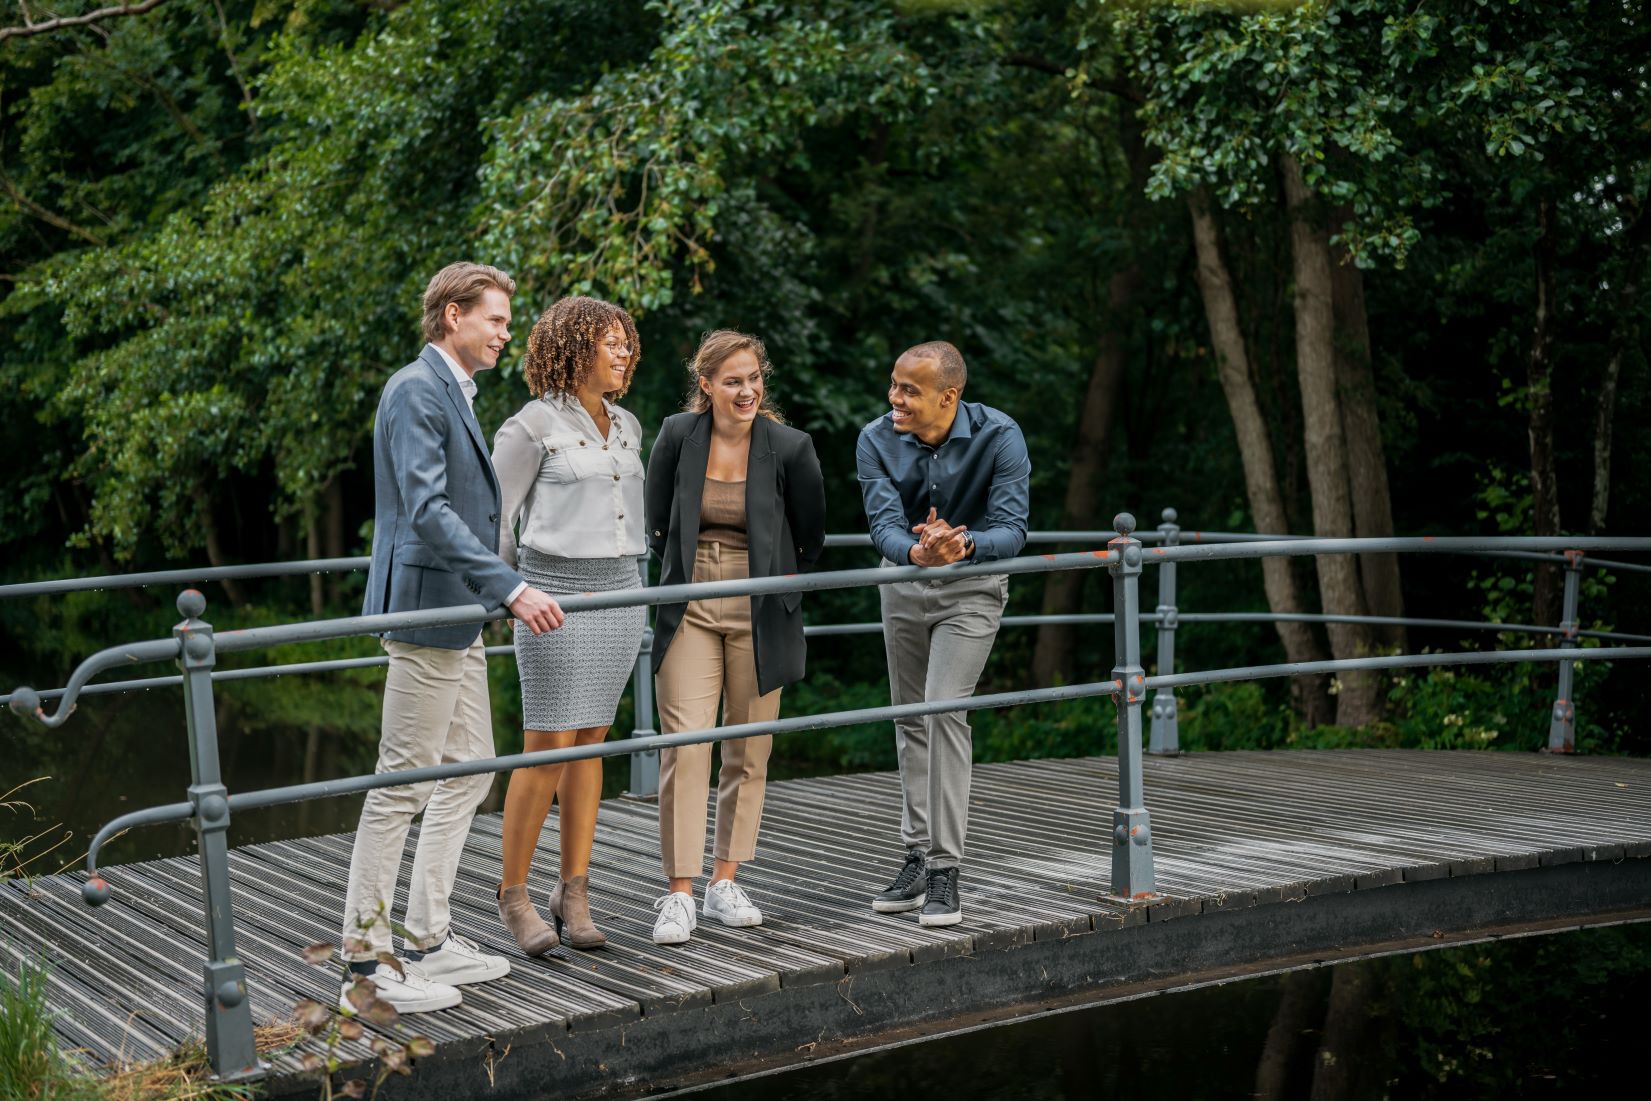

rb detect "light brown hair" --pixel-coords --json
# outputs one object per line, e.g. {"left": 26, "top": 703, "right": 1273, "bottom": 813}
{"left": 421, "top": 262, "right": 516, "bottom": 343}
{"left": 683, "top": 329, "right": 785, "bottom": 423}
{"left": 521, "top": 296, "right": 640, "bottom": 400}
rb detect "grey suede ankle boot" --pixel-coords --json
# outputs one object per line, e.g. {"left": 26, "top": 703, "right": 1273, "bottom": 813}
{"left": 497, "top": 883, "right": 558, "bottom": 956}
{"left": 547, "top": 875, "right": 607, "bottom": 950}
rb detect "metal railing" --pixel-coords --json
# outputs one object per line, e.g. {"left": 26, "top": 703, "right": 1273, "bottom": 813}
{"left": 6, "top": 512, "right": 1651, "bottom": 1081}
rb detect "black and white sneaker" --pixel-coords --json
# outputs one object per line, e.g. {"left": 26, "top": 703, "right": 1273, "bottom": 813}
{"left": 918, "top": 867, "right": 962, "bottom": 927}
{"left": 872, "top": 848, "right": 928, "bottom": 913}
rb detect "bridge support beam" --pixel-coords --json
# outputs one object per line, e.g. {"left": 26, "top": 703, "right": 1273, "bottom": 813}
{"left": 1149, "top": 507, "right": 1181, "bottom": 755}
{"left": 175, "top": 591, "right": 264, "bottom": 1083}
{"left": 1108, "top": 513, "right": 1157, "bottom": 900}
{"left": 1546, "top": 551, "right": 1583, "bottom": 753}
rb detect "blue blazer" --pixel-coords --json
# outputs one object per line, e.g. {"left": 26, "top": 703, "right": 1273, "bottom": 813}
{"left": 362, "top": 346, "right": 525, "bottom": 649}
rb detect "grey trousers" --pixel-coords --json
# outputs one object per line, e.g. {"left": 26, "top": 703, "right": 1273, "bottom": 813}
{"left": 879, "top": 567, "right": 1008, "bottom": 869}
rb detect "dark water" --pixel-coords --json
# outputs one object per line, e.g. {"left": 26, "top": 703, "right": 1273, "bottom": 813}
{"left": 695, "top": 923, "right": 1651, "bottom": 1100}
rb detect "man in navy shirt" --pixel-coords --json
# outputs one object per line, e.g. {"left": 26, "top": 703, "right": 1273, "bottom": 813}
{"left": 855, "top": 341, "right": 1030, "bottom": 925}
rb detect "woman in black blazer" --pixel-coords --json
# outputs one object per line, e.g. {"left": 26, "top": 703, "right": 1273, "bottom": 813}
{"left": 644, "top": 330, "right": 825, "bottom": 945}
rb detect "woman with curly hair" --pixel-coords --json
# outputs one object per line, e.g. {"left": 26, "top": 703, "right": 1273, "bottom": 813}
{"left": 490, "top": 296, "right": 645, "bottom": 955}
{"left": 644, "top": 330, "right": 826, "bottom": 945}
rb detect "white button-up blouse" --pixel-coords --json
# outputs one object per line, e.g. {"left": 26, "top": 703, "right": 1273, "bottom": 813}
{"left": 492, "top": 394, "right": 646, "bottom": 565}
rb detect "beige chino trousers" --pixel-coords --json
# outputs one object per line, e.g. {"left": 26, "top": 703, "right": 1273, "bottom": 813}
{"left": 340, "top": 637, "right": 493, "bottom": 959}
{"left": 656, "top": 542, "right": 780, "bottom": 878}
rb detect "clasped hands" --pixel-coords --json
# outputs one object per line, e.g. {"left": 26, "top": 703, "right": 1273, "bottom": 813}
{"left": 909, "top": 506, "right": 971, "bottom": 567}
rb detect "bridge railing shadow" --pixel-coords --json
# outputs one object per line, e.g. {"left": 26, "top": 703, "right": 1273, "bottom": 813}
{"left": 6, "top": 511, "right": 1651, "bottom": 1081}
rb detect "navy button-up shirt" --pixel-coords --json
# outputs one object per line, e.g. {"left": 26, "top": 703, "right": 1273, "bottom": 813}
{"left": 855, "top": 401, "right": 1031, "bottom": 564}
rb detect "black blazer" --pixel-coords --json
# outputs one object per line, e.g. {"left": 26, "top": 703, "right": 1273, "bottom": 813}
{"left": 645, "top": 411, "right": 826, "bottom": 696}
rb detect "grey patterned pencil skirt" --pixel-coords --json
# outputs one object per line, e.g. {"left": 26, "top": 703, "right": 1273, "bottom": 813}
{"left": 514, "top": 548, "right": 646, "bottom": 731}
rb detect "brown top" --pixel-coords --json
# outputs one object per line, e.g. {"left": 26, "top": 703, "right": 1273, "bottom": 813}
{"left": 699, "top": 478, "right": 748, "bottom": 548}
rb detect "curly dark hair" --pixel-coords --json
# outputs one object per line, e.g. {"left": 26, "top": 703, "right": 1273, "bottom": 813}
{"left": 521, "top": 296, "right": 641, "bottom": 400}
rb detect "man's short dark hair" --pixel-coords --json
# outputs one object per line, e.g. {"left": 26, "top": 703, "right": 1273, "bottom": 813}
{"left": 901, "top": 340, "right": 967, "bottom": 393}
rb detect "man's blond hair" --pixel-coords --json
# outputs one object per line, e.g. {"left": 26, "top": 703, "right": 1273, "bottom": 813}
{"left": 421, "top": 262, "right": 516, "bottom": 343}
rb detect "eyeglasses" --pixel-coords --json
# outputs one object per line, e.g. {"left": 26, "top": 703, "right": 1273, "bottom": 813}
{"left": 602, "top": 340, "right": 631, "bottom": 355}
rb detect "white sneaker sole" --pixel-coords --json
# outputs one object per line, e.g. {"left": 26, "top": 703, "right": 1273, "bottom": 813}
{"left": 872, "top": 893, "right": 926, "bottom": 913}
{"left": 339, "top": 986, "right": 461, "bottom": 1014}
{"left": 918, "top": 909, "right": 963, "bottom": 927}
{"left": 653, "top": 925, "right": 693, "bottom": 945}
{"left": 704, "top": 908, "right": 762, "bottom": 928}
{"left": 413, "top": 957, "right": 510, "bottom": 986}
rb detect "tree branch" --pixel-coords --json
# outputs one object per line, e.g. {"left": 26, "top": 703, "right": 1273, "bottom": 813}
{"left": 0, "top": 0, "right": 170, "bottom": 43}
{"left": 1004, "top": 52, "right": 1144, "bottom": 103}
{"left": 0, "top": 171, "right": 105, "bottom": 245}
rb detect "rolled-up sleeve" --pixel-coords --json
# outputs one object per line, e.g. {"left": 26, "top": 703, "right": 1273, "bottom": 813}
{"left": 856, "top": 430, "right": 917, "bottom": 565}
{"left": 969, "top": 426, "right": 1031, "bottom": 562}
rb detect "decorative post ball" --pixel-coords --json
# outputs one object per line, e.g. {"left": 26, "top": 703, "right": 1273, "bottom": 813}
{"left": 198, "top": 793, "right": 230, "bottom": 824}
{"left": 1124, "top": 544, "right": 1143, "bottom": 568}
{"left": 8, "top": 687, "right": 40, "bottom": 718}
{"left": 177, "top": 589, "right": 207, "bottom": 619}
{"left": 216, "top": 980, "right": 246, "bottom": 1009}
{"left": 82, "top": 877, "right": 110, "bottom": 907}
{"left": 184, "top": 634, "right": 214, "bottom": 662}
{"left": 1162, "top": 507, "right": 1178, "bottom": 524}
{"left": 1113, "top": 512, "right": 1137, "bottom": 537}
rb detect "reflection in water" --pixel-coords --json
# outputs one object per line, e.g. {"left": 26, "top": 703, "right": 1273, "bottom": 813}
{"left": 701, "top": 924, "right": 1651, "bottom": 1100}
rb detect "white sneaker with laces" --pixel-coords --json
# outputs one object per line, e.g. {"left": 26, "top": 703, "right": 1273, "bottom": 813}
{"left": 339, "top": 961, "right": 460, "bottom": 1014}
{"left": 703, "top": 879, "right": 762, "bottom": 928}
{"left": 404, "top": 933, "right": 510, "bottom": 986}
{"left": 653, "top": 891, "right": 697, "bottom": 945}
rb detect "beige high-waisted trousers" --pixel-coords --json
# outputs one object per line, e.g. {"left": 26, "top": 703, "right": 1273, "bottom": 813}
{"left": 656, "top": 542, "right": 780, "bottom": 878}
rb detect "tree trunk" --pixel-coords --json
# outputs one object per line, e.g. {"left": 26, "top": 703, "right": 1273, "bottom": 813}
{"left": 1279, "top": 156, "right": 1380, "bottom": 727}
{"left": 200, "top": 500, "right": 249, "bottom": 608}
{"left": 1590, "top": 192, "right": 1649, "bottom": 534}
{"left": 304, "top": 497, "right": 324, "bottom": 619}
{"left": 324, "top": 475, "right": 347, "bottom": 606}
{"left": 1309, "top": 962, "right": 1384, "bottom": 1101}
{"left": 1330, "top": 233, "right": 1406, "bottom": 650}
{"left": 1254, "top": 970, "right": 1326, "bottom": 1099}
{"left": 1031, "top": 266, "right": 1135, "bottom": 687}
{"left": 1528, "top": 196, "right": 1563, "bottom": 633}
{"left": 1188, "top": 188, "right": 1333, "bottom": 726}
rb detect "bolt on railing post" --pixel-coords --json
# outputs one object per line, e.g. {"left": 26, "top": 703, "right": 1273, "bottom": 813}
{"left": 1149, "top": 507, "right": 1181, "bottom": 755}
{"left": 172, "top": 590, "right": 263, "bottom": 1081}
{"left": 1545, "top": 551, "right": 1584, "bottom": 754}
{"left": 628, "top": 556, "right": 660, "bottom": 797}
{"left": 1107, "top": 513, "right": 1157, "bottom": 900}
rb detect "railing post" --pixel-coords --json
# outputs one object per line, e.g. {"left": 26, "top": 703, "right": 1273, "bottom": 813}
{"left": 1107, "top": 513, "right": 1157, "bottom": 900}
{"left": 628, "top": 556, "right": 660, "bottom": 797}
{"left": 1149, "top": 507, "right": 1181, "bottom": 755}
{"left": 1545, "top": 550, "right": 1584, "bottom": 754}
{"left": 172, "top": 590, "right": 263, "bottom": 1081}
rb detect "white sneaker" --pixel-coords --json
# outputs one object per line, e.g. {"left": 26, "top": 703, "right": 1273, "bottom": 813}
{"left": 339, "top": 961, "right": 460, "bottom": 1014}
{"left": 404, "top": 933, "right": 510, "bottom": 986}
{"left": 653, "top": 891, "right": 697, "bottom": 945}
{"left": 703, "top": 879, "right": 762, "bottom": 928}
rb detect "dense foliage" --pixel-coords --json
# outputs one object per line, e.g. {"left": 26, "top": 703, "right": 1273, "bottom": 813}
{"left": 2, "top": 0, "right": 1646, "bottom": 791}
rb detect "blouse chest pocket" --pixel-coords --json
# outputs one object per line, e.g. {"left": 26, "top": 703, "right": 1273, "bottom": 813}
{"left": 541, "top": 434, "right": 643, "bottom": 484}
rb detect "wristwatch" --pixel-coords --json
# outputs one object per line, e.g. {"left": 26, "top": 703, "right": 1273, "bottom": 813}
{"left": 962, "top": 531, "right": 976, "bottom": 559}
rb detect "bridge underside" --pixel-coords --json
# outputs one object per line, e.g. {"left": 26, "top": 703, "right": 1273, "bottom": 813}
{"left": 4, "top": 749, "right": 1650, "bottom": 1098}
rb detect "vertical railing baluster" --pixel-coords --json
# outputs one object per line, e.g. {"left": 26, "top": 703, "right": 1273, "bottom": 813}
{"left": 1546, "top": 550, "right": 1584, "bottom": 754}
{"left": 1107, "top": 513, "right": 1157, "bottom": 899}
{"left": 628, "top": 555, "right": 661, "bottom": 797}
{"left": 173, "top": 590, "right": 263, "bottom": 1081}
{"left": 1149, "top": 507, "right": 1181, "bottom": 755}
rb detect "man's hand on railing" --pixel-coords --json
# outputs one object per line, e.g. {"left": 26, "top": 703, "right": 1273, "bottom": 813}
{"left": 510, "top": 587, "right": 565, "bottom": 635}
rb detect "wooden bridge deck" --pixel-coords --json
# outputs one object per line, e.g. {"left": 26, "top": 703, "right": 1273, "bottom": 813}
{"left": 5, "top": 749, "right": 1651, "bottom": 1098}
